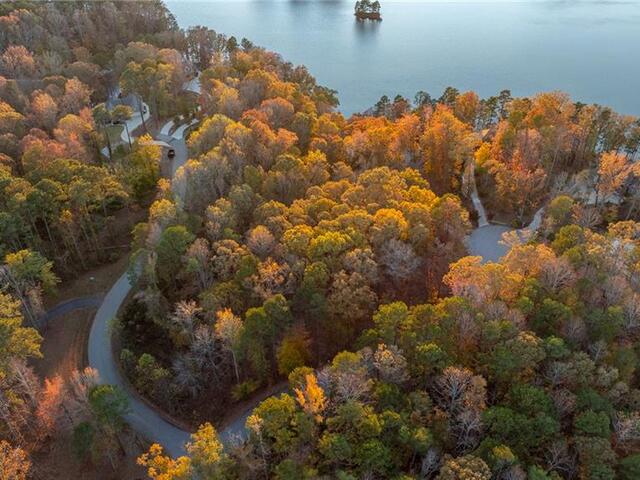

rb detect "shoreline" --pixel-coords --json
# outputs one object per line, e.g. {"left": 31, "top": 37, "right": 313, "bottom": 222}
{"left": 355, "top": 12, "right": 382, "bottom": 20}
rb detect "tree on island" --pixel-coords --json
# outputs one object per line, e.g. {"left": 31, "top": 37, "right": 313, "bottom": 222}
{"left": 355, "top": 0, "right": 382, "bottom": 20}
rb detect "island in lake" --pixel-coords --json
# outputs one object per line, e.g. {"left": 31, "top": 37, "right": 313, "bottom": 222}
{"left": 355, "top": 0, "right": 381, "bottom": 20}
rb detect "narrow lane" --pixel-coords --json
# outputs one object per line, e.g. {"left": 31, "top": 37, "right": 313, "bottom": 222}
{"left": 90, "top": 100, "right": 194, "bottom": 456}
{"left": 89, "top": 76, "right": 259, "bottom": 456}
{"left": 43, "top": 295, "right": 103, "bottom": 324}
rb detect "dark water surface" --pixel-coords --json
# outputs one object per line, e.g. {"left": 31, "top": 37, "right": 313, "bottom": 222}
{"left": 167, "top": 1, "right": 640, "bottom": 115}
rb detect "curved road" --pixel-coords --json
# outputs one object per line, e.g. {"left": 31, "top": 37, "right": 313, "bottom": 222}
{"left": 88, "top": 271, "right": 191, "bottom": 456}
{"left": 89, "top": 77, "right": 260, "bottom": 457}
{"left": 43, "top": 295, "right": 103, "bottom": 324}
{"left": 89, "top": 110, "right": 261, "bottom": 456}
{"left": 89, "top": 109, "right": 197, "bottom": 456}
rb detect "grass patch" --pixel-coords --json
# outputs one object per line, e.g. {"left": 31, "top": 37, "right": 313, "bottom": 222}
{"left": 105, "top": 124, "right": 125, "bottom": 145}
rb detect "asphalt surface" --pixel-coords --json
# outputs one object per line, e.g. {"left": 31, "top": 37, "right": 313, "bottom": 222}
{"left": 466, "top": 224, "right": 513, "bottom": 263}
{"left": 88, "top": 88, "right": 258, "bottom": 457}
{"left": 466, "top": 160, "right": 544, "bottom": 263}
{"left": 42, "top": 295, "right": 104, "bottom": 324}
{"left": 88, "top": 112, "right": 198, "bottom": 456}
{"left": 87, "top": 271, "right": 192, "bottom": 456}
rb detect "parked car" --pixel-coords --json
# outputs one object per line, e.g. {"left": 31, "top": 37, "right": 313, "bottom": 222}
{"left": 168, "top": 148, "right": 175, "bottom": 158}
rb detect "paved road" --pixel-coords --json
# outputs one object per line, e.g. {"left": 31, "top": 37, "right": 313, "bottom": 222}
{"left": 183, "top": 76, "right": 201, "bottom": 95}
{"left": 467, "top": 224, "right": 512, "bottom": 263}
{"left": 89, "top": 112, "right": 197, "bottom": 456}
{"left": 86, "top": 264, "right": 259, "bottom": 453}
{"left": 88, "top": 271, "right": 191, "bottom": 457}
{"left": 43, "top": 295, "right": 104, "bottom": 324}
{"left": 466, "top": 210, "right": 544, "bottom": 263}
{"left": 156, "top": 131, "right": 188, "bottom": 178}
{"left": 172, "top": 119, "right": 198, "bottom": 140}
{"left": 160, "top": 119, "right": 175, "bottom": 136}
{"left": 89, "top": 101, "right": 270, "bottom": 457}
{"left": 89, "top": 112, "right": 262, "bottom": 456}
{"left": 119, "top": 102, "right": 150, "bottom": 143}
{"left": 100, "top": 98, "right": 151, "bottom": 158}
{"left": 467, "top": 159, "right": 489, "bottom": 228}
{"left": 466, "top": 159, "right": 544, "bottom": 262}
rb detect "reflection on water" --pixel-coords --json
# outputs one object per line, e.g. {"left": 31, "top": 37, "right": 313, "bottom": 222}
{"left": 353, "top": 18, "right": 381, "bottom": 37}
{"left": 167, "top": 0, "right": 640, "bottom": 116}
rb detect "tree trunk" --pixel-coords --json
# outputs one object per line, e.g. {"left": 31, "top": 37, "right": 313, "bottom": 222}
{"left": 63, "top": 224, "right": 87, "bottom": 270}
{"left": 626, "top": 194, "right": 640, "bottom": 220}
{"left": 231, "top": 350, "right": 240, "bottom": 385}
{"left": 104, "top": 125, "right": 113, "bottom": 161}
{"left": 124, "top": 122, "right": 132, "bottom": 150}
{"left": 43, "top": 216, "right": 59, "bottom": 258}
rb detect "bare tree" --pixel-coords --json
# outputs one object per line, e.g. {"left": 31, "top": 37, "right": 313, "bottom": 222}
{"left": 379, "top": 239, "right": 421, "bottom": 288}
{"left": 572, "top": 204, "right": 601, "bottom": 228}
{"left": 544, "top": 439, "right": 575, "bottom": 476}
{"left": 420, "top": 447, "right": 441, "bottom": 479}
{"left": 170, "top": 300, "right": 202, "bottom": 345}
{"left": 434, "top": 367, "right": 473, "bottom": 413}
{"left": 373, "top": 344, "right": 409, "bottom": 385}
{"left": 66, "top": 367, "right": 99, "bottom": 422}
{"left": 622, "top": 293, "right": 640, "bottom": 332}
{"left": 614, "top": 411, "right": 640, "bottom": 449}
{"left": 540, "top": 256, "right": 575, "bottom": 293}
{"left": 434, "top": 367, "right": 486, "bottom": 453}
{"left": 185, "top": 238, "right": 213, "bottom": 290}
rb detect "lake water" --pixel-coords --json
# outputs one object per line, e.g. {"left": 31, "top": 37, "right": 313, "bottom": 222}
{"left": 167, "top": 1, "right": 640, "bottom": 116}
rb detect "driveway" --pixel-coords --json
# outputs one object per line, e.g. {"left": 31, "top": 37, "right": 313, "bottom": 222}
{"left": 466, "top": 224, "right": 512, "bottom": 263}
{"left": 89, "top": 120, "right": 260, "bottom": 456}
{"left": 465, "top": 159, "right": 544, "bottom": 263}
{"left": 99, "top": 99, "right": 151, "bottom": 158}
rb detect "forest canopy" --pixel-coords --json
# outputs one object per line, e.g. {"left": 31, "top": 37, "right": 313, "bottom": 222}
{"left": 1, "top": 1, "right": 640, "bottom": 479}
